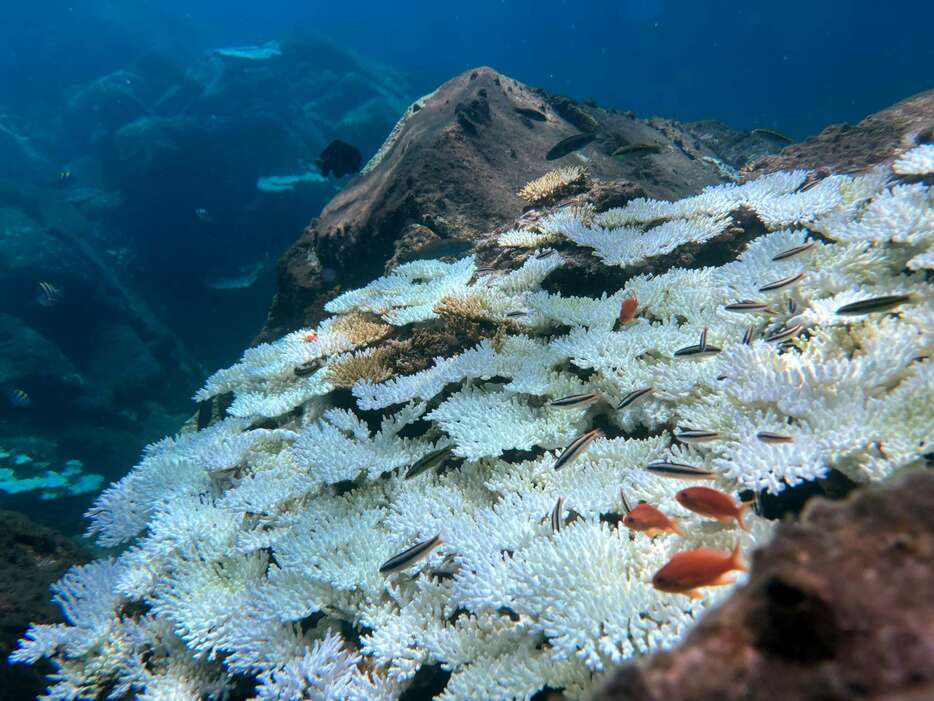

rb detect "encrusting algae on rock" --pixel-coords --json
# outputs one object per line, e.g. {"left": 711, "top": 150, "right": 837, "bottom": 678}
{"left": 10, "top": 154, "right": 934, "bottom": 700}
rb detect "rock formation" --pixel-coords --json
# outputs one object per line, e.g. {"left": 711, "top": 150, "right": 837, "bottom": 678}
{"left": 260, "top": 66, "right": 779, "bottom": 340}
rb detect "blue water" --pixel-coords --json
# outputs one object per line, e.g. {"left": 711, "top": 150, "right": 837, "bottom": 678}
{"left": 0, "top": 0, "right": 931, "bottom": 531}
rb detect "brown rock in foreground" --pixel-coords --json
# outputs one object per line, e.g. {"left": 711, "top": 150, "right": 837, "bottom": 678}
{"left": 260, "top": 66, "right": 776, "bottom": 341}
{"left": 593, "top": 470, "right": 934, "bottom": 701}
{"left": 744, "top": 88, "right": 934, "bottom": 178}
{"left": 0, "top": 511, "right": 90, "bottom": 699}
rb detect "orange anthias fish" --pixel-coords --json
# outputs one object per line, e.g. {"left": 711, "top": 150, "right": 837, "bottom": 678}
{"left": 303, "top": 331, "right": 318, "bottom": 342}
{"left": 622, "top": 503, "right": 684, "bottom": 537}
{"left": 675, "top": 486, "right": 750, "bottom": 530}
{"left": 652, "top": 543, "right": 747, "bottom": 599}
{"left": 618, "top": 296, "right": 638, "bottom": 325}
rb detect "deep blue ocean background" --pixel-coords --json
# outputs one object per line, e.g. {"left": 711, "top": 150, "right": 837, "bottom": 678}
{"left": 1, "top": 0, "right": 932, "bottom": 533}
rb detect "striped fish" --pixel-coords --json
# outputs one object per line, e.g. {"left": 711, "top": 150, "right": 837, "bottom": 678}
{"left": 771, "top": 242, "right": 815, "bottom": 261}
{"left": 553, "top": 429, "right": 602, "bottom": 470}
{"left": 405, "top": 446, "right": 453, "bottom": 479}
{"left": 550, "top": 393, "right": 600, "bottom": 408}
{"left": 645, "top": 461, "right": 715, "bottom": 480}
{"left": 379, "top": 534, "right": 443, "bottom": 575}
{"left": 620, "top": 488, "right": 633, "bottom": 514}
{"left": 723, "top": 300, "right": 775, "bottom": 314}
{"left": 551, "top": 496, "right": 565, "bottom": 532}
{"left": 675, "top": 429, "right": 720, "bottom": 444}
{"left": 534, "top": 249, "right": 557, "bottom": 260}
{"left": 765, "top": 323, "right": 803, "bottom": 343}
{"left": 835, "top": 294, "right": 912, "bottom": 316}
{"left": 698, "top": 326, "right": 708, "bottom": 352}
{"left": 758, "top": 272, "right": 806, "bottom": 293}
{"left": 742, "top": 326, "right": 755, "bottom": 345}
{"left": 6, "top": 388, "right": 30, "bottom": 408}
{"left": 617, "top": 386, "right": 654, "bottom": 410}
{"left": 756, "top": 431, "right": 794, "bottom": 444}
{"left": 673, "top": 344, "right": 721, "bottom": 359}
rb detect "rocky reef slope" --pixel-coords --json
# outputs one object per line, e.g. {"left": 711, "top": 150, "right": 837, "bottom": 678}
{"left": 261, "top": 66, "right": 779, "bottom": 339}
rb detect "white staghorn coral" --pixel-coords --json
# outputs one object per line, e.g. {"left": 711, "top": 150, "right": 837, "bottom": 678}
{"left": 893, "top": 143, "right": 934, "bottom": 175}
{"left": 15, "top": 167, "right": 934, "bottom": 701}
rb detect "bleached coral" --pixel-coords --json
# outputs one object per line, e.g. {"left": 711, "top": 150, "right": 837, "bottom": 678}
{"left": 16, "top": 166, "right": 934, "bottom": 701}
{"left": 893, "top": 143, "right": 934, "bottom": 175}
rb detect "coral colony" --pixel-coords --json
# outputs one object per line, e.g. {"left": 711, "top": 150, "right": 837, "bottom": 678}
{"left": 13, "top": 146, "right": 934, "bottom": 700}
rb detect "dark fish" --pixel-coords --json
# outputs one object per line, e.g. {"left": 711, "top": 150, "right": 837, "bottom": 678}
{"left": 751, "top": 128, "right": 794, "bottom": 145}
{"left": 673, "top": 344, "right": 721, "bottom": 359}
{"left": 835, "top": 294, "right": 912, "bottom": 316}
{"left": 294, "top": 361, "right": 319, "bottom": 377}
{"left": 758, "top": 272, "right": 805, "bottom": 293}
{"left": 772, "top": 242, "right": 815, "bottom": 261}
{"left": 546, "top": 132, "right": 596, "bottom": 160}
{"left": 379, "top": 534, "right": 443, "bottom": 575}
{"left": 742, "top": 326, "right": 755, "bottom": 345}
{"left": 196, "top": 401, "right": 213, "bottom": 430}
{"left": 764, "top": 323, "right": 803, "bottom": 343}
{"left": 534, "top": 249, "right": 557, "bottom": 259}
{"left": 550, "top": 393, "right": 600, "bottom": 408}
{"left": 551, "top": 496, "right": 565, "bottom": 532}
{"left": 6, "top": 388, "right": 31, "bottom": 408}
{"left": 756, "top": 431, "right": 794, "bottom": 444}
{"left": 620, "top": 488, "right": 634, "bottom": 514}
{"left": 397, "top": 239, "right": 472, "bottom": 264}
{"left": 553, "top": 429, "right": 602, "bottom": 470}
{"left": 316, "top": 139, "right": 363, "bottom": 178}
{"left": 612, "top": 143, "right": 662, "bottom": 158}
{"left": 724, "top": 300, "right": 774, "bottom": 314}
{"left": 405, "top": 446, "right": 454, "bottom": 479}
{"left": 514, "top": 107, "right": 547, "bottom": 122}
{"left": 645, "top": 461, "right": 715, "bottom": 480}
{"left": 787, "top": 299, "right": 798, "bottom": 315}
{"left": 674, "top": 430, "right": 720, "bottom": 444}
{"left": 617, "top": 386, "right": 655, "bottom": 410}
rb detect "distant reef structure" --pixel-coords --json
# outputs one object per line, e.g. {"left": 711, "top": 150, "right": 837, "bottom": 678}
{"left": 12, "top": 66, "right": 934, "bottom": 701}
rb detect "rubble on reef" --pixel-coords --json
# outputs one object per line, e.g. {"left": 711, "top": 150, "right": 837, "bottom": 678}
{"left": 594, "top": 471, "right": 934, "bottom": 701}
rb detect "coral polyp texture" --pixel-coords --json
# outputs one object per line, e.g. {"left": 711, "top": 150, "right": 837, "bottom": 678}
{"left": 518, "top": 166, "right": 589, "bottom": 205}
{"left": 14, "top": 165, "right": 934, "bottom": 701}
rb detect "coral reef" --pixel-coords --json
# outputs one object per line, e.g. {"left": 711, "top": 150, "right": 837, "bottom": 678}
{"left": 13, "top": 138, "right": 933, "bottom": 699}
{"left": 594, "top": 470, "right": 934, "bottom": 701}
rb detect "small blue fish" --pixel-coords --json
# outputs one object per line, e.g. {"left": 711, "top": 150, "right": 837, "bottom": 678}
{"left": 6, "top": 388, "right": 31, "bottom": 408}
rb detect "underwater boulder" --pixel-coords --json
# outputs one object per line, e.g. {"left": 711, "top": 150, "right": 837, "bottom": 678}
{"left": 0, "top": 510, "right": 90, "bottom": 700}
{"left": 0, "top": 313, "right": 84, "bottom": 397}
{"left": 65, "top": 70, "right": 150, "bottom": 143}
{"left": 261, "top": 66, "right": 772, "bottom": 340}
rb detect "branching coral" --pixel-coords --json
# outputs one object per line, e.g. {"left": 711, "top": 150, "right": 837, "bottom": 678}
{"left": 15, "top": 163, "right": 934, "bottom": 701}
{"left": 518, "top": 166, "right": 589, "bottom": 205}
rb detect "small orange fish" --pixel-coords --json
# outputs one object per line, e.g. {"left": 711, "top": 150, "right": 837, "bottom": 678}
{"left": 303, "top": 331, "right": 318, "bottom": 342}
{"left": 676, "top": 486, "right": 750, "bottom": 530}
{"left": 652, "top": 543, "right": 747, "bottom": 599}
{"left": 618, "top": 296, "right": 638, "bottom": 325}
{"left": 622, "top": 503, "right": 684, "bottom": 537}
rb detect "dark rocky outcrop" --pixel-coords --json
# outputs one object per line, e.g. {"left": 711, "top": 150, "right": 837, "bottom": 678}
{"left": 744, "top": 88, "right": 934, "bottom": 178}
{"left": 594, "top": 470, "right": 934, "bottom": 701}
{"left": 260, "top": 67, "right": 779, "bottom": 340}
{"left": 0, "top": 511, "right": 90, "bottom": 700}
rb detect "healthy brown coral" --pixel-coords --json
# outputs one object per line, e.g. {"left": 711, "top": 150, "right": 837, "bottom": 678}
{"left": 518, "top": 166, "right": 589, "bottom": 206}
{"left": 325, "top": 347, "right": 393, "bottom": 388}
